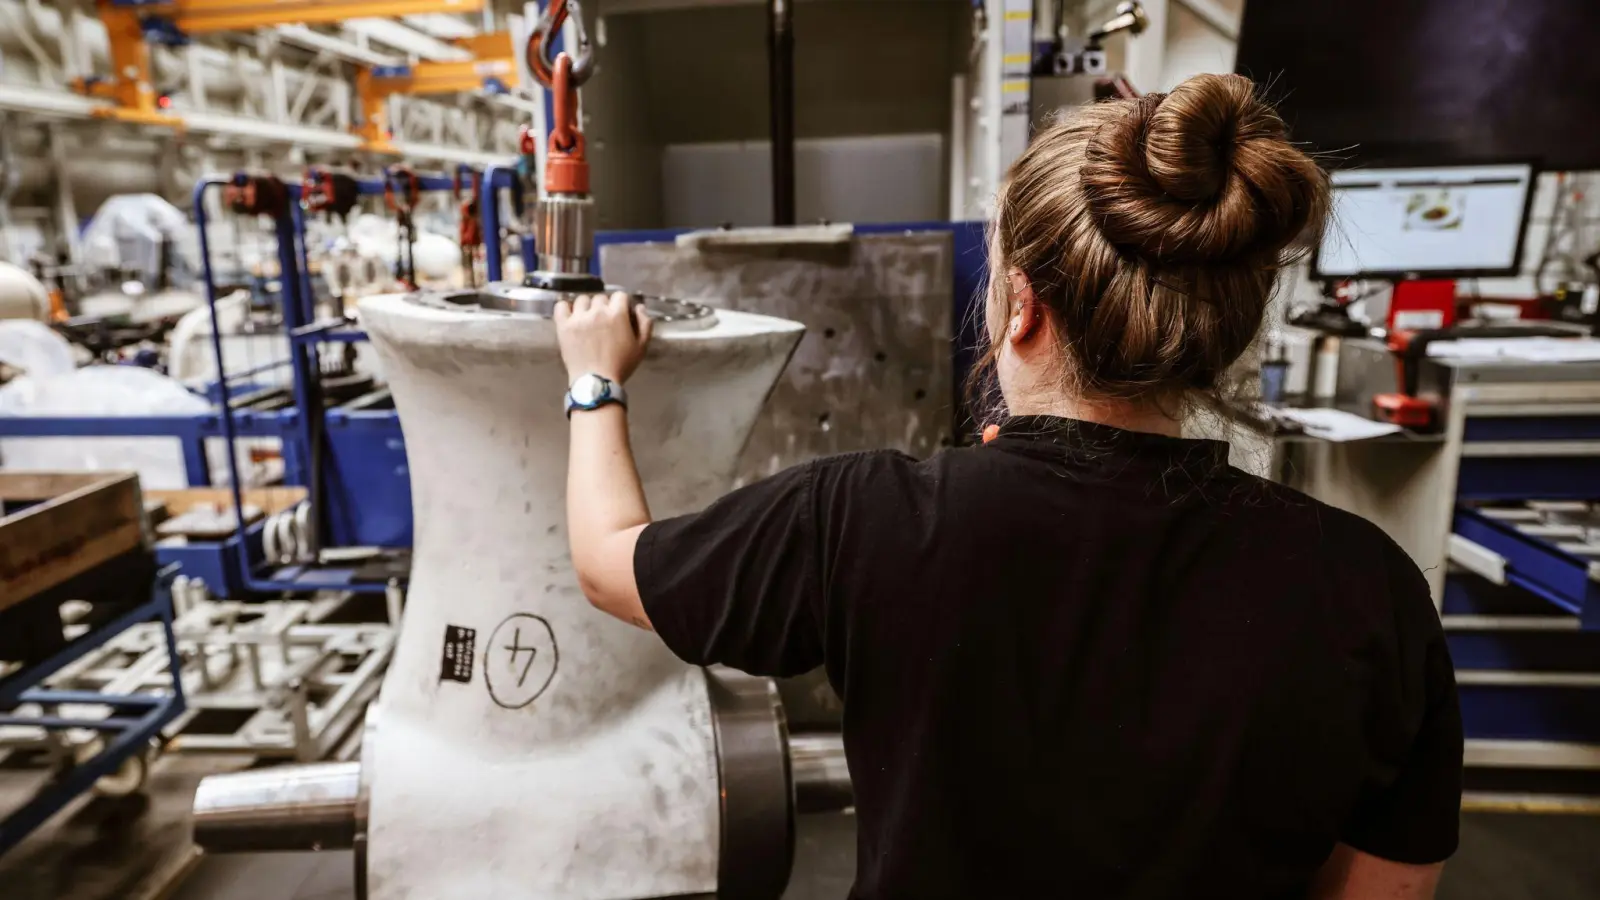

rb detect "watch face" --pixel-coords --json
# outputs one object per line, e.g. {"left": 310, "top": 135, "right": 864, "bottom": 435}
{"left": 570, "top": 374, "right": 607, "bottom": 405}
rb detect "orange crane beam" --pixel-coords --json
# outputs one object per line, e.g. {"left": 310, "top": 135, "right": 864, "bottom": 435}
{"left": 83, "top": 0, "right": 488, "bottom": 127}
{"left": 354, "top": 32, "right": 516, "bottom": 154}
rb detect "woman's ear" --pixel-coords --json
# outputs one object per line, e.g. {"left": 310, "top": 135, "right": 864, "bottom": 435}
{"left": 1005, "top": 270, "right": 1042, "bottom": 345}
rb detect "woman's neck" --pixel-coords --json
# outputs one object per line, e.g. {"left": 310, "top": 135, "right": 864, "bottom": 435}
{"left": 1007, "top": 393, "right": 1183, "bottom": 438}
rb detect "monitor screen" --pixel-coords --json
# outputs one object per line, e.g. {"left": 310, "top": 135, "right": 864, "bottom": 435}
{"left": 1234, "top": 0, "right": 1600, "bottom": 170}
{"left": 1314, "top": 163, "right": 1535, "bottom": 280}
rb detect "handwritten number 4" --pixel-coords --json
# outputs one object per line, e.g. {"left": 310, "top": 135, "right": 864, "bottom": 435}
{"left": 505, "top": 627, "right": 539, "bottom": 687}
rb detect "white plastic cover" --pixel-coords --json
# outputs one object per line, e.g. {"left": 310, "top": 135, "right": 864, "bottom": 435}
{"left": 0, "top": 365, "right": 209, "bottom": 489}
{"left": 81, "top": 193, "right": 196, "bottom": 280}
{"left": 0, "top": 320, "right": 75, "bottom": 378}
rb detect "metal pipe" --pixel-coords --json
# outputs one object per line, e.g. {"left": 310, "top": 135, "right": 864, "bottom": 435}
{"left": 767, "top": 0, "right": 795, "bottom": 226}
{"left": 195, "top": 728, "right": 853, "bottom": 856}
{"left": 790, "top": 732, "right": 852, "bottom": 813}
{"left": 192, "top": 761, "right": 360, "bottom": 853}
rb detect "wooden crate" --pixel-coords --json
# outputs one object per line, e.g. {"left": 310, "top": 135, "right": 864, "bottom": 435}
{"left": 0, "top": 472, "right": 145, "bottom": 612}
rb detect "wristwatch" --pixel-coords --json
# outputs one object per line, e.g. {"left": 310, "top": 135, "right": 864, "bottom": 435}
{"left": 564, "top": 373, "right": 627, "bottom": 417}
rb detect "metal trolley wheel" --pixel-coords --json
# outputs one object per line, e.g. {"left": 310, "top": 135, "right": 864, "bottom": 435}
{"left": 70, "top": 736, "right": 161, "bottom": 798}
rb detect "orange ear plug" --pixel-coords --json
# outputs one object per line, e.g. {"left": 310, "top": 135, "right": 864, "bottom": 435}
{"left": 982, "top": 423, "right": 1000, "bottom": 444}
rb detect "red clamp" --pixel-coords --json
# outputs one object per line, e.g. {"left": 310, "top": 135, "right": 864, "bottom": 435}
{"left": 383, "top": 166, "right": 422, "bottom": 290}
{"left": 223, "top": 173, "right": 289, "bottom": 218}
{"left": 302, "top": 166, "right": 360, "bottom": 221}
{"left": 453, "top": 166, "right": 484, "bottom": 250}
{"left": 382, "top": 166, "right": 421, "bottom": 222}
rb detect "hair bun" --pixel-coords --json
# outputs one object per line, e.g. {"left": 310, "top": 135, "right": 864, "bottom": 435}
{"left": 1080, "top": 73, "right": 1326, "bottom": 266}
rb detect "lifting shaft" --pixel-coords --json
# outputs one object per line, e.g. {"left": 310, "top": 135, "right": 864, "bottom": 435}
{"left": 520, "top": 0, "right": 599, "bottom": 285}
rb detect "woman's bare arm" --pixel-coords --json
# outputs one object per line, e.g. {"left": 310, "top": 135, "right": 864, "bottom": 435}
{"left": 555, "top": 292, "right": 655, "bottom": 630}
{"left": 1311, "top": 844, "right": 1443, "bottom": 900}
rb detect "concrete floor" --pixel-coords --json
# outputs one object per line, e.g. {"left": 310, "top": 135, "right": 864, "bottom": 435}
{"left": 170, "top": 811, "right": 1600, "bottom": 900}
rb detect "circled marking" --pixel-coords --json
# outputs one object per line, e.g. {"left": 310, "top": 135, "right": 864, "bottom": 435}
{"left": 484, "top": 614, "right": 558, "bottom": 710}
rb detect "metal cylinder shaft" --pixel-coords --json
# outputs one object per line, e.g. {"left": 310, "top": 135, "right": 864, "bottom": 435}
{"left": 790, "top": 732, "right": 853, "bottom": 813}
{"left": 193, "top": 761, "right": 360, "bottom": 853}
{"left": 534, "top": 192, "right": 595, "bottom": 274}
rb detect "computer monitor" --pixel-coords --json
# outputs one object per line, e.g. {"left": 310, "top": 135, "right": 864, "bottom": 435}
{"left": 1312, "top": 163, "right": 1536, "bottom": 281}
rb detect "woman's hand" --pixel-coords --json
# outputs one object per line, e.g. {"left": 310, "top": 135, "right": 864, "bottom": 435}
{"left": 553, "top": 292, "right": 654, "bottom": 383}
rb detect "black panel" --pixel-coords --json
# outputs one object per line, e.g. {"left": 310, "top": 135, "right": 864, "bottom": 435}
{"left": 1235, "top": 0, "right": 1600, "bottom": 170}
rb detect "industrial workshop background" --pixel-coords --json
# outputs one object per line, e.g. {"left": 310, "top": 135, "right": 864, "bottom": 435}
{"left": 0, "top": 1, "right": 1598, "bottom": 900}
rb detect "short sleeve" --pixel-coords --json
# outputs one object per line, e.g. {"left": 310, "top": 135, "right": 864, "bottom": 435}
{"left": 635, "top": 463, "right": 824, "bottom": 677}
{"left": 1341, "top": 551, "right": 1464, "bottom": 865}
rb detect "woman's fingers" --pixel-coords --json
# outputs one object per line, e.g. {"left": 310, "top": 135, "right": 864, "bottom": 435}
{"left": 634, "top": 304, "right": 654, "bottom": 345}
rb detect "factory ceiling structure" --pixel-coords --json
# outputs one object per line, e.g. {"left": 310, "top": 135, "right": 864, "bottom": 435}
{"left": 0, "top": 1, "right": 531, "bottom": 178}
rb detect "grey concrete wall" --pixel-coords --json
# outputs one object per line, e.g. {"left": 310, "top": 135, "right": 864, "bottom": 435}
{"left": 586, "top": 0, "right": 970, "bottom": 229}
{"left": 632, "top": 0, "right": 968, "bottom": 143}
{"left": 585, "top": 11, "right": 667, "bottom": 231}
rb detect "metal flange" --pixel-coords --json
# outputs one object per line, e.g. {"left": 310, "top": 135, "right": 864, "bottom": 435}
{"left": 405, "top": 281, "right": 715, "bottom": 325}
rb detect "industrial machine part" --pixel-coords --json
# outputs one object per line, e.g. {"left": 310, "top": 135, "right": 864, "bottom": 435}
{"left": 193, "top": 724, "right": 852, "bottom": 854}
{"left": 454, "top": 166, "right": 485, "bottom": 287}
{"left": 194, "top": 760, "right": 362, "bottom": 854}
{"left": 195, "top": 283, "right": 809, "bottom": 898}
{"left": 223, "top": 172, "right": 290, "bottom": 219}
{"left": 301, "top": 167, "right": 362, "bottom": 223}
{"left": 381, "top": 167, "right": 422, "bottom": 291}
{"left": 1028, "top": 1, "right": 1148, "bottom": 122}
{"left": 768, "top": 0, "right": 795, "bottom": 225}
{"left": 1033, "top": 1, "right": 1147, "bottom": 77}
{"left": 522, "top": 0, "right": 604, "bottom": 294}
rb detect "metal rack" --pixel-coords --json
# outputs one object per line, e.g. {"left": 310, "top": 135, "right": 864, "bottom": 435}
{"left": 192, "top": 170, "right": 463, "bottom": 596}
{"left": 0, "top": 569, "right": 186, "bottom": 856}
{"left": 45, "top": 583, "right": 394, "bottom": 762}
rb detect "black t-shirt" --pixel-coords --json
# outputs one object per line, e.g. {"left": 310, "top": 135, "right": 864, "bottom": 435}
{"left": 636, "top": 416, "right": 1462, "bottom": 899}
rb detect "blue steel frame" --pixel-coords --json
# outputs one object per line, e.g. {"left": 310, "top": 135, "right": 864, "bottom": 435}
{"left": 0, "top": 410, "right": 287, "bottom": 488}
{"left": 192, "top": 172, "right": 455, "bottom": 595}
{"left": 480, "top": 163, "right": 537, "bottom": 283}
{"left": 0, "top": 568, "right": 186, "bottom": 856}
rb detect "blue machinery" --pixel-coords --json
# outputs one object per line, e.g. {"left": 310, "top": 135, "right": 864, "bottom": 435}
{"left": 0, "top": 570, "right": 186, "bottom": 856}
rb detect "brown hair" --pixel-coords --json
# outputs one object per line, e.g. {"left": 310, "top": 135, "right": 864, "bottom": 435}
{"left": 974, "top": 73, "right": 1329, "bottom": 416}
